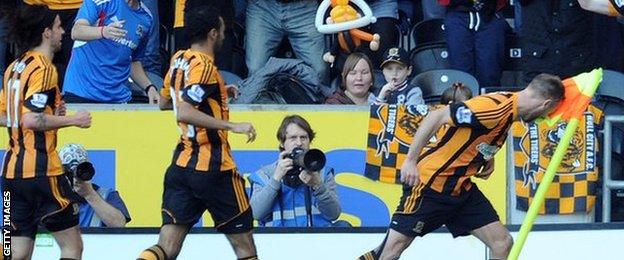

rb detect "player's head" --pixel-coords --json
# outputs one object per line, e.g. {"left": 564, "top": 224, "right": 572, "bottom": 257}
{"left": 7, "top": 5, "right": 63, "bottom": 55}
{"left": 185, "top": 6, "right": 225, "bottom": 51}
{"left": 440, "top": 82, "right": 473, "bottom": 105}
{"left": 277, "top": 115, "right": 316, "bottom": 152}
{"left": 521, "top": 73, "right": 565, "bottom": 122}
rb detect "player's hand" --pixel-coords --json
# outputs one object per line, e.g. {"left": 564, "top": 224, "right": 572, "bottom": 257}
{"left": 147, "top": 87, "right": 160, "bottom": 105}
{"left": 300, "top": 170, "right": 322, "bottom": 190}
{"left": 400, "top": 158, "right": 420, "bottom": 186}
{"left": 475, "top": 160, "right": 495, "bottom": 180}
{"left": 102, "top": 20, "right": 126, "bottom": 40}
{"left": 274, "top": 151, "right": 293, "bottom": 181}
{"left": 231, "top": 122, "right": 256, "bottom": 143}
{"left": 73, "top": 179, "right": 96, "bottom": 198}
{"left": 226, "top": 84, "right": 239, "bottom": 100}
{"left": 55, "top": 100, "right": 66, "bottom": 116}
{"left": 72, "top": 110, "right": 92, "bottom": 128}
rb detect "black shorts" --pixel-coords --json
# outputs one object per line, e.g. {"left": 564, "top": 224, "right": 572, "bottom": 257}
{"left": 390, "top": 184, "right": 499, "bottom": 238}
{"left": 2, "top": 175, "right": 79, "bottom": 239}
{"left": 161, "top": 165, "right": 253, "bottom": 234}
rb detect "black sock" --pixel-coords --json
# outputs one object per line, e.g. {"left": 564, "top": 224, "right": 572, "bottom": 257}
{"left": 238, "top": 255, "right": 258, "bottom": 260}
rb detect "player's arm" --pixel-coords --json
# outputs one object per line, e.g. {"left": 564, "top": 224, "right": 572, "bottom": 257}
{"left": 177, "top": 84, "right": 256, "bottom": 142}
{"left": 401, "top": 106, "right": 451, "bottom": 186}
{"left": 578, "top": 0, "right": 623, "bottom": 16}
{"left": 22, "top": 111, "right": 91, "bottom": 131}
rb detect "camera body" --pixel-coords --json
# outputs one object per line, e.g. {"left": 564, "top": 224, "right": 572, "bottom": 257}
{"left": 282, "top": 148, "right": 326, "bottom": 187}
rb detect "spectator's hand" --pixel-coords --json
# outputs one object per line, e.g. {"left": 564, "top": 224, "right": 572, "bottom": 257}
{"left": 377, "top": 79, "right": 398, "bottom": 102}
{"left": 72, "top": 110, "right": 92, "bottom": 128}
{"left": 226, "top": 84, "right": 239, "bottom": 100}
{"left": 147, "top": 87, "right": 160, "bottom": 105}
{"left": 55, "top": 100, "right": 66, "bottom": 116}
{"left": 274, "top": 151, "right": 293, "bottom": 181}
{"left": 230, "top": 122, "right": 256, "bottom": 143}
{"left": 102, "top": 20, "right": 127, "bottom": 40}
{"left": 73, "top": 179, "right": 96, "bottom": 198}
{"left": 475, "top": 160, "right": 495, "bottom": 180}
{"left": 400, "top": 158, "right": 420, "bottom": 186}
{"left": 299, "top": 170, "right": 322, "bottom": 190}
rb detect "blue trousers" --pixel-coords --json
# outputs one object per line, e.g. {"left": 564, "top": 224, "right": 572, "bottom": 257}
{"left": 444, "top": 10, "right": 507, "bottom": 87}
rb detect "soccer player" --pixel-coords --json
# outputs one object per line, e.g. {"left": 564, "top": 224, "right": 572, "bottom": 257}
{"left": 360, "top": 74, "right": 565, "bottom": 260}
{"left": 1, "top": 5, "right": 91, "bottom": 259}
{"left": 578, "top": 0, "right": 624, "bottom": 16}
{"left": 138, "top": 6, "right": 258, "bottom": 260}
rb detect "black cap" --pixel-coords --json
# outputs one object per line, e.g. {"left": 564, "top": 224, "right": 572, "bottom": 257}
{"left": 380, "top": 47, "right": 409, "bottom": 68}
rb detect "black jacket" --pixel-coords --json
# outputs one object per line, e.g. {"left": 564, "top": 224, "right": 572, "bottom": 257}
{"left": 520, "top": 0, "right": 597, "bottom": 82}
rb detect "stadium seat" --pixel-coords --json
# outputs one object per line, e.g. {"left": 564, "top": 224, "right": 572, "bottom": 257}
{"left": 410, "top": 18, "right": 446, "bottom": 48}
{"left": 410, "top": 69, "right": 479, "bottom": 103}
{"left": 597, "top": 70, "right": 624, "bottom": 102}
{"left": 409, "top": 42, "right": 450, "bottom": 74}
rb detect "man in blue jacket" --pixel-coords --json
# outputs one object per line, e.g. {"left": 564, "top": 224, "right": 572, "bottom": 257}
{"left": 249, "top": 115, "right": 347, "bottom": 227}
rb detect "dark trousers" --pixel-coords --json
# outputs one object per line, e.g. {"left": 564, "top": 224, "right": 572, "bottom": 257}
{"left": 444, "top": 10, "right": 507, "bottom": 87}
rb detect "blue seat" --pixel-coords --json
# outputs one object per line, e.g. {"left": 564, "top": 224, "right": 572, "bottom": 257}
{"left": 219, "top": 70, "right": 243, "bottom": 85}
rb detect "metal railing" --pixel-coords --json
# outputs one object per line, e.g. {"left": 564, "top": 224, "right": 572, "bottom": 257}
{"left": 602, "top": 115, "right": 624, "bottom": 222}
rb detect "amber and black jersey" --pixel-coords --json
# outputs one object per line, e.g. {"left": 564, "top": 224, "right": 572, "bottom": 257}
{"left": 415, "top": 93, "right": 517, "bottom": 197}
{"left": 0, "top": 51, "right": 63, "bottom": 179}
{"left": 162, "top": 50, "right": 236, "bottom": 172}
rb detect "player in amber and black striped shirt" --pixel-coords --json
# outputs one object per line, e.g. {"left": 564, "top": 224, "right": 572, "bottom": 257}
{"left": 360, "top": 74, "right": 565, "bottom": 260}
{"left": 0, "top": 5, "right": 91, "bottom": 260}
{"left": 138, "top": 6, "right": 259, "bottom": 260}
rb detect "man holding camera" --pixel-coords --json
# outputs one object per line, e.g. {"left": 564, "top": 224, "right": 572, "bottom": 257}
{"left": 249, "top": 115, "right": 344, "bottom": 227}
{"left": 59, "top": 144, "right": 131, "bottom": 228}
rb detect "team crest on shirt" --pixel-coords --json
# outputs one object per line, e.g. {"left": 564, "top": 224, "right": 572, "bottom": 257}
{"left": 187, "top": 85, "right": 205, "bottom": 103}
{"left": 456, "top": 106, "right": 472, "bottom": 124}
{"left": 476, "top": 143, "right": 499, "bottom": 161}
{"left": 30, "top": 93, "right": 48, "bottom": 108}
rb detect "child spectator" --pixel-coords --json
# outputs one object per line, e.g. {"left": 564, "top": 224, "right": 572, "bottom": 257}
{"left": 375, "top": 47, "right": 424, "bottom": 105}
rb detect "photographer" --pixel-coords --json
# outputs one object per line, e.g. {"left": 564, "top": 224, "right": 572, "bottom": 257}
{"left": 59, "top": 143, "right": 131, "bottom": 228}
{"left": 249, "top": 115, "right": 346, "bottom": 227}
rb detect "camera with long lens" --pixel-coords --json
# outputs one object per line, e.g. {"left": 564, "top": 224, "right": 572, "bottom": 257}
{"left": 59, "top": 143, "right": 95, "bottom": 181}
{"left": 283, "top": 148, "right": 326, "bottom": 187}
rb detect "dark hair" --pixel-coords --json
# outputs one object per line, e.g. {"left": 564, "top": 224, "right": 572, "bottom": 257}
{"left": 341, "top": 52, "right": 375, "bottom": 91}
{"left": 528, "top": 73, "right": 565, "bottom": 102}
{"left": 441, "top": 82, "right": 473, "bottom": 105}
{"left": 7, "top": 5, "right": 57, "bottom": 55}
{"left": 184, "top": 5, "right": 223, "bottom": 45}
{"left": 276, "top": 115, "right": 316, "bottom": 150}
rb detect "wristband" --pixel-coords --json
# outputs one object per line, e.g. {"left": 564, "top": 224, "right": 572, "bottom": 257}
{"left": 100, "top": 26, "right": 104, "bottom": 39}
{"left": 144, "top": 84, "right": 157, "bottom": 95}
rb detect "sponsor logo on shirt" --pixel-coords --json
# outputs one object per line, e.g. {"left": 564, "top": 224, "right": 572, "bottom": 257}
{"left": 188, "top": 85, "right": 205, "bottom": 103}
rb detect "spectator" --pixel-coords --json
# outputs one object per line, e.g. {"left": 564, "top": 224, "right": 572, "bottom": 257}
{"left": 440, "top": 82, "right": 473, "bottom": 105}
{"left": 23, "top": 0, "right": 83, "bottom": 90}
{"left": 63, "top": 0, "right": 159, "bottom": 104}
{"left": 442, "top": 0, "right": 508, "bottom": 87}
{"left": 59, "top": 143, "right": 131, "bottom": 228}
{"left": 249, "top": 115, "right": 347, "bottom": 227}
{"left": 519, "top": 0, "right": 597, "bottom": 82}
{"left": 325, "top": 52, "right": 376, "bottom": 105}
{"left": 375, "top": 47, "right": 424, "bottom": 105}
{"left": 138, "top": 0, "right": 163, "bottom": 90}
{"left": 246, "top": 0, "right": 328, "bottom": 84}
{"left": 173, "top": 0, "right": 237, "bottom": 73}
